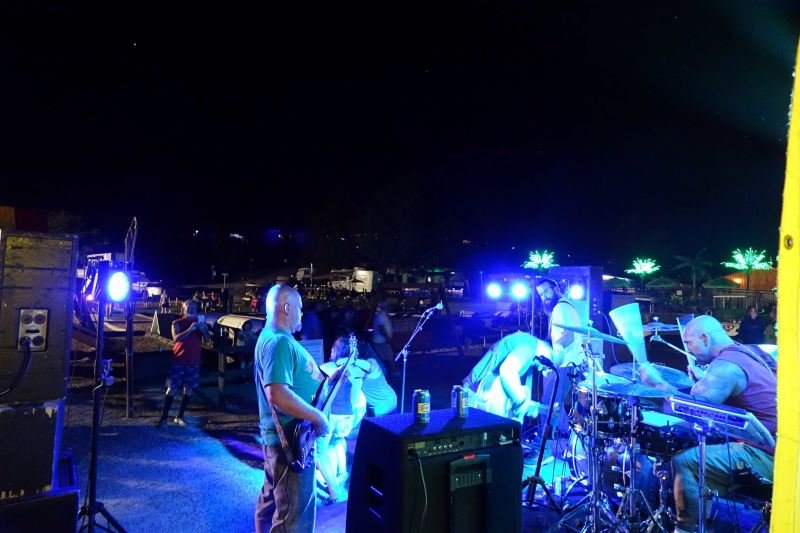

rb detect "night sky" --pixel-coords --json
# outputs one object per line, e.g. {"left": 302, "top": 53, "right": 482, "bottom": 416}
{"left": 2, "top": 2, "right": 799, "bottom": 282}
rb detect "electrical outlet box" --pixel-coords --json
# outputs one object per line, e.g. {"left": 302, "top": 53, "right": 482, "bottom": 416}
{"left": 18, "top": 308, "right": 49, "bottom": 352}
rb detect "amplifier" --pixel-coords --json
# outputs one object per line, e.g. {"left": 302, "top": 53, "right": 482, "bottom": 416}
{"left": 346, "top": 408, "right": 522, "bottom": 533}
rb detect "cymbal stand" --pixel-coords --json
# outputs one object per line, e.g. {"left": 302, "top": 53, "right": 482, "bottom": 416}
{"left": 550, "top": 341, "right": 619, "bottom": 533}
{"left": 614, "top": 398, "right": 660, "bottom": 531}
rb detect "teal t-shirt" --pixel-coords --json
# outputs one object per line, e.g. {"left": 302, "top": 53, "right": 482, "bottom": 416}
{"left": 255, "top": 327, "right": 323, "bottom": 446}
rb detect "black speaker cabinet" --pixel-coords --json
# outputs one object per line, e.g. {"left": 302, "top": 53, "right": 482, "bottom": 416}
{"left": 0, "top": 231, "right": 78, "bottom": 404}
{"left": 346, "top": 409, "right": 522, "bottom": 533}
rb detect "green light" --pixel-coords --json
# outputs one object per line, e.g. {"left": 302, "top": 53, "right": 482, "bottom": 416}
{"left": 522, "top": 249, "right": 559, "bottom": 270}
{"left": 625, "top": 258, "right": 661, "bottom": 276}
{"left": 721, "top": 247, "right": 772, "bottom": 290}
{"left": 625, "top": 258, "right": 661, "bottom": 289}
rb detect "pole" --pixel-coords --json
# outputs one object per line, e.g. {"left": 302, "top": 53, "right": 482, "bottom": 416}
{"left": 124, "top": 299, "right": 134, "bottom": 418}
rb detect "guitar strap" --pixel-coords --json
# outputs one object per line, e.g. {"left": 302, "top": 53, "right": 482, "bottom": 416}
{"left": 260, "top": 368, "right": 297, "bottom": 463}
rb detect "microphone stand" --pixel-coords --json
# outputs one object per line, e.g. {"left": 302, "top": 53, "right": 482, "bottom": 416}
{"left": 523, "top": 363, "right": 561, "bottom": 514}
{"left": 395, "top": 307, "right": 438, "bottom": 414}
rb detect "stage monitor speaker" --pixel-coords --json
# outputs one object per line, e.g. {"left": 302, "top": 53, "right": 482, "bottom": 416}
{"left": 0, "top": 231, "right": 78, "bottom": 404}
{"left": 546, "top": 265, "right": 603, "bottom": 326}
{"left": 346, "top": 409, "right": 522, "bottom": 533}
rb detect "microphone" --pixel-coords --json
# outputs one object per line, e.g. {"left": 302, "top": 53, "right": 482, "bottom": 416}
{"left": 424, "top": 302, "right": 444, "bottom": 314}
{"left": 535, "top": 355, "right": 556, "bottom": 369}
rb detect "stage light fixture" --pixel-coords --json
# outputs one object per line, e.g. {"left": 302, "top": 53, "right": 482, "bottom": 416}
{"left": 568, "top": 281, "right": 586, "bottom": 300}
{"left": 511, "top": 281, "right": 529, "bottom": 300}
{"left": 486, "top": 282, "right": 503, "bottom": 299}
{"left": 107, "top": 271, "right": 131, "bottom": 302}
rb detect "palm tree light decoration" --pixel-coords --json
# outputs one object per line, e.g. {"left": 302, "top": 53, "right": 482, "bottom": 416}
{"left": 721, "top": 248, "right": 772, "bottom": 290}
{"left": 625, "top": 258, "right": 661, "bottom": 289}
{"left": 522, "top": 249, "right": 559, "bottom": 271}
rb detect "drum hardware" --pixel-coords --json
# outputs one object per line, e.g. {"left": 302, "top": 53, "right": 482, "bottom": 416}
{"left": 549, "top": 341, "right": 624, "bottom": 532}
{"left": 610, "top": 363, "right": 694, "bottom": 390}
{"left": 522, "top": 358, "right": 563, "bottom": 514}
{"left": 612, "top": 398, "right": 662, "bottom": 531}
{"left": 552, "top": 323, "right": 629, "bottom": 345}
{"left": 644, "top": 460, "right": 673, "bottom": 533}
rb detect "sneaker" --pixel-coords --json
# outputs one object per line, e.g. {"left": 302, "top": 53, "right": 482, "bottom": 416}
{"left": 173, "top": 417, "right": 187, "bottom": 426}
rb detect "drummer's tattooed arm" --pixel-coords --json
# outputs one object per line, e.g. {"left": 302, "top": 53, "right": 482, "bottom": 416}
{"left": 690, "top": 359, "right": 747, "bottom": 403}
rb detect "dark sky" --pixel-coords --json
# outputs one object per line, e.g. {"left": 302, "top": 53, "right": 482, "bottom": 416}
{"left": 1, "top": 1, "right": 799, "bottom": 280}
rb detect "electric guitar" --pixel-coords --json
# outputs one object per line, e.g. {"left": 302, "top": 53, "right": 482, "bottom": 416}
{"left": 286, "top": 334, "right": 358, "bottom": 472}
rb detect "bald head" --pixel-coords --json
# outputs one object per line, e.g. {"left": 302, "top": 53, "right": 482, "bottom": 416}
{"left": 265, "top": 284, "right": 303, "bottom": 333}
{"left": 682, "top": 315, "right": 733, "bottom": 363}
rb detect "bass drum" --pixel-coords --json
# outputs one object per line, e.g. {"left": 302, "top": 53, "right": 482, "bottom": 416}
{"left": 569, "top": 432, "right": 659, "bottom": 516}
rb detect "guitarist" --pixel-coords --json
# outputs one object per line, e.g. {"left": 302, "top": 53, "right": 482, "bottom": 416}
{"left": 254, "top": 284, "right": 329, "bottom": 533}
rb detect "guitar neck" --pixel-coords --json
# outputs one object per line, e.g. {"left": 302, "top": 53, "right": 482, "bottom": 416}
{"left": 316, "top": 338, "right": 358, "bottom": 414}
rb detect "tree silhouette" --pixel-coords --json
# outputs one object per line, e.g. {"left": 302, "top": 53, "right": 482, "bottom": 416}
{"left": 673, "top": 248, "right": 712, "bottom": 299}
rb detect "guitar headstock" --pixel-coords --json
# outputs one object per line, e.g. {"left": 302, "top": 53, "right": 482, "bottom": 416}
{"left": 349, "top": 333, "right": 359, "bottom": 359}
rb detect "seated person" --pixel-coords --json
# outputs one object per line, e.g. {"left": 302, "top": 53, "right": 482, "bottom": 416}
{"left": 356, "top": 341, "right": 398, "bottom": 416}
{"left": 638, "top": 315, "right": 776, "bottom": 533}
{"left": 315, "top": 336, "right": 369, "bottom": 504}
{"left": 462, "top": 331, "right": 552, "bottom": 422}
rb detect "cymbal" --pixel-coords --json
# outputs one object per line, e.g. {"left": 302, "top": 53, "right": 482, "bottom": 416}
{"left": 643, "top": 322, "right": 680, "bottom": 332}
{"left": 577, "top": 372, "right": 631, "bottom": 390}
{"left": 551, "top": 323, "right": 628, "bottom": 345}
{"left": 610, "top": 363, "right": 694, "bottom": 389}
{"left": 597, "top": 381, "right": 673, "bottom": 398}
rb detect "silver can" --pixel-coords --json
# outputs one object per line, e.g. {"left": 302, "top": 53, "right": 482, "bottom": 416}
{"left": 412, "top": 389, "right": 431, "bottom": 424}
{"left": 451, "top": 385, "right": 469, "bottom": 418}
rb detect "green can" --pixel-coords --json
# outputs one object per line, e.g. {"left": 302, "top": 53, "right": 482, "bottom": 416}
{"left": 412, "top": 389, "right": 431, "bottom": 424}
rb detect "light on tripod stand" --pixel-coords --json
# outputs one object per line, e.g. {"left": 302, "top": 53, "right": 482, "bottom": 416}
{"left": 486, "top": 282, "right": 503, "bottom": 299}
{"left": 511, "top": 281, "right": 529, "bottom": 300}
{"left": 107, "top": 271, "right": 131, "bottom": 303}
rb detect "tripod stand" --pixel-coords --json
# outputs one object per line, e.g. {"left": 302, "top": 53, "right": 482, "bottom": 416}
{"left": 522, "top": 363, "right": 561, "bottom": 514}
{"left": 549, "top": 342, "right": 619, "bottom": 533}
{"left": 78, "top": 290, "right": 126, "bottom": 533}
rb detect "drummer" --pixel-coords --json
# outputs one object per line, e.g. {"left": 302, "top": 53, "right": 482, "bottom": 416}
{"left": 638, "top": 315, "right": 776, "bottom": 533}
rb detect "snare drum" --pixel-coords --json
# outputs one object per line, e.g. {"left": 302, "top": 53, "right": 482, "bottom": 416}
{"left": 575, "top": 374, "right": 632, "bottom": 437}
{"left": 636, "top": 410, "right": 694, "bottom": 457}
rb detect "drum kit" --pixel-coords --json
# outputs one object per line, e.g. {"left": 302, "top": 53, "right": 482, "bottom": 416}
{"left": 531, "top": 304, "right": 709, "bottom": 532}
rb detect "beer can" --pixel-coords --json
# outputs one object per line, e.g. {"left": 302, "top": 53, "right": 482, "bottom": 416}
{"left": 451, "top": 385, "right": 469, "bottom": 418}
{"left": 412, "top": 389, "right": 431, "bottom": 424}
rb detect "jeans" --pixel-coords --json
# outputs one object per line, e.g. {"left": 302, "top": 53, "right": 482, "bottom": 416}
{"left": 671, "top": 441, "right": 773, "bottom": 532}
{"left": 255, "top": 445, "right": 316, "bottom": 533}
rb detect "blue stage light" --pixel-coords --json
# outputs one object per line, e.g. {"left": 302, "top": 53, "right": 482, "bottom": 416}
{"left": 568, "top": 282, "right": 585, "bottom": 300}
{"left": 107, "top": 271, "right": 131, "bottom": 302}
{"left": 486, "top": 282, "right": 503, "bottom": 299}
{"left": 511, "top": 281, "right": 529, "bottom": 300}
